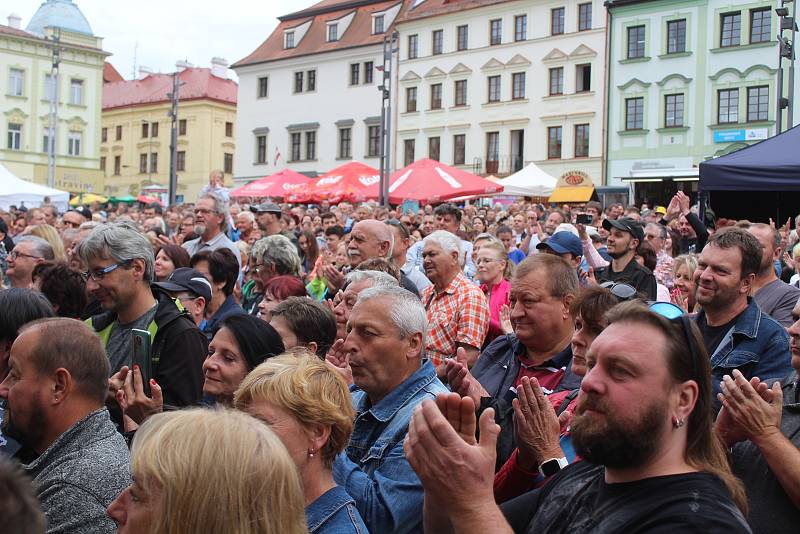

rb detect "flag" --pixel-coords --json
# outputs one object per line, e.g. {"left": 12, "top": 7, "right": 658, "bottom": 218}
{"left": 274, "top": 146, "right": 282, "bottom": 166}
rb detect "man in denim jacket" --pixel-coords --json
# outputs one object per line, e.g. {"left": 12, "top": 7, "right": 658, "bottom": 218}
{"left": 333, "top": 285, "right": 447, "bottom": 534}
{"left": 694, "top": 228, "right": 791, "bottom": 404}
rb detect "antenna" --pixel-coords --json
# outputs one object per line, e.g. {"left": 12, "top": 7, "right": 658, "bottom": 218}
{"left": 132, "top": 42, "right": 138, "bottom": 79}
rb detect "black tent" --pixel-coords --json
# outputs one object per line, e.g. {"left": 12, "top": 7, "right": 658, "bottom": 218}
{"left": 699, "top": 124, "right": 800, "bottom": 221}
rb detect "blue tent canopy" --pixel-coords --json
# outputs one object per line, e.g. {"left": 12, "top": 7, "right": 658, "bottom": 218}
{"left": 699, "top": 123, "right": 800, "bottom": 191}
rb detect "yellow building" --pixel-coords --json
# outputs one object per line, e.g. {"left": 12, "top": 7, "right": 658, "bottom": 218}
{"left": 101, "top": 61, "right": 238, "bottom": 202}
{"left": 0, "top": 2, "right": 107, "bottom": 194}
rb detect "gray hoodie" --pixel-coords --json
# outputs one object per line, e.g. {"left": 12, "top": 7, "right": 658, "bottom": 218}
{"left": 24, "top": 408, "right": 131, "bottom": 534}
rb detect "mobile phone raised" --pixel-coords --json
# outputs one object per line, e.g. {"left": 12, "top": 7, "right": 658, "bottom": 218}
{"left": 130, "top": 329, "right": 152, "bottom": 396}
{"left": 576, "top": 213, "right": 593, "bottom": 225}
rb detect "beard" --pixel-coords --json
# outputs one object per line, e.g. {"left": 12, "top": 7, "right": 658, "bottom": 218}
{"left": 571, "top": 393, "right": 665, "bottom": 469}
{"left": 606, "top": 248, "right": 628, "bottom": 260}
{"left": 2, "top": 396, "right": 46, "bottom": 450}
{"left": 194, "top": 224, "right": 207, "bottom": 236}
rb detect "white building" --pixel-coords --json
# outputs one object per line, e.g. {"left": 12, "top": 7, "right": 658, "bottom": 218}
{"left": 232, "top": 0, "right": 407, "bottom": 183}
{"left": 394, "top": 0, "right": 606, "bottom": 194}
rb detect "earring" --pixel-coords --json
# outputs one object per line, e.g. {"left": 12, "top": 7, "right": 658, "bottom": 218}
{"left": 308, "top": 449, "right": 316, "bottom": 458}
{"left": 673, "top": 419, "right": 685, "bottom": 428}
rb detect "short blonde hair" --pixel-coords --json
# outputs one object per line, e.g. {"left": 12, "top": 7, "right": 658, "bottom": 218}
{"left": 28, "top": 224, "right": 66, "bottom": 262}
{"left": 132, "top": 408, "right": 307, "bottom": 534}
{"left": 234, "top": 352, "right": 355, "bottom": 468}
{"left": 672, "top": 253, "right": 698, "bottom": 278}
{"left": 478, "top": 239, "right": 514, "bottom": 280}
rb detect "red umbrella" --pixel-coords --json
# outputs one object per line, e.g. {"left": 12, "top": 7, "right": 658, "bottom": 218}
{"left": 388, "top": 159, "right": 503, "bottom": 204}
{"left": 136, "top": 194, "right": 162, "bottom": 205}
{"left": 230, "top": 169, "right": 310, "bottom": 199}
{"left": 287, "top": 162, "right": 380, "bottom": 204}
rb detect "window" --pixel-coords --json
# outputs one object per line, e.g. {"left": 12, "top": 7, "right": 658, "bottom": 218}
{"left": 551, "top": 7, "right": 565, "bottom": 35}
{"left": 291, "top": 132, "right": 301, "bottom": 161}
{"left": 404, "top": 139, "right": 415, "bottom": 166}
{"left": 350, "top": 63, "right": 360, "bottom": 85}
{"left": 453, "top": 134, "right": 466, "bottom": 165}
{"left": 149, "top": 152, "right": 158, "bottom": 173}
{"left": 578, "top": 3, "right": 592, "bottom": 31}
{"left": 141, "top": 122, "right": 149, "bottom": 138}
{"left": 667, "top": 19, "right": 686, "bottom": 54}
{"left": 178, "top": 120, "right": 186, "bottom": 136}
{"left": 101, "top": 127, "right": 108, "bottom": 143}
{"left": 45, "top": 74, "right": 56, "bottom": 101}
{"left": 114, "top": 155, "right": 121, "bottom": 176}
{"left": 67, "top": 132, "right": 81, "bottom": 156}
{"left": 224, "top": 153, "right": 233, "bottom": 174}
{"left": 549, "top": 67, "right": 564, "bottom": 96}
{"left": 406, "top": 87, "right": 418, "bottom": 112}
{"left": 306, "top": 131, "right": 316, "bottom": 160}
{"left": 339, "top": 127, "right": 352, "bottom": 159}
{"left": 43, "top": 130, "right": 51, "bottom": 153}
{"left": 225, "top": 122, "right": 233, "bottom": 137}
{"left": 256, "top": 135, "right": 267, "bottom": 163}
{"left": 328, "top": 24, "right": 338, "bottom": 42}
{"left": 547, "top": 126, "right": 562, "bottom": 159}
{"left": 408, "top": 34, "right": 419, "bottom": 59}
{"left": 718, "top": 88, "right": 739, "bottom": 124}
{"left": 7, "top": 123, "right": 21, "bottom": 150}
{"left": 747, "top": 86, "right": 769, "bottom": 122}
{"left": 514, "top": 15, "right": 527, "bottom": 41}
{"left": 488, "top": 75, "right": 501, "bottom": 102}
{"left": 115, "top": 125, "right": 122, "bottom": 140}
{"left": 151, "top": 122, "right": 159, "bottom": 138}
{"left": 9, "top": 69, "right": 23, "bottom": 96}
{"left": 432, "top": 30, "right": 443, "bottom": 55}
{"left": 454, "top": 80, "right": 467, "bottom": 106}
{"left": 294, "top": 72, "right": 304, "bottom": 93}
{"left": 307, "top": 70, "right": 316, "bottom": 92}
{"left": 512, "top": 73, "right": 526, "bottom": 100}
{"left": 625, "top": 97, "right": 645, "bottom": 130}
{"left": 364, "top": 61, "right": 374, "bottom": 84}
{"left": 750, "top": 8, "right": 770, "bottom": 44}
{"left": 177, "top": 150, "right": 186, "bottom": 172}
{"left": 720, "top": 12, "right": 741, "bottom": 47}
{"left": 575, "top": 124, "right": 590, "bottom": 157}
{"left": 258, "top": 76, "right": 269, "bottom": 98}
{"left": 100, "top": 156, "right": 106, "bottom": 172}
{"left": 665, "top": 94, "right": 685, "bottom": 127}
{"left": 428, "top": 136, "right": 441, "bottom": 161}
{"left": 486, "top": 132, "right": 500, "bottom": 164}
{"left": 70, "top": 79, "right": 83, "bottom": 105}
{"left": 627, "top": 25, "right": 646, "bottom": 58}
{"left": 430, "top": 83, "right": 443, "bottom": 109}
{"left": 490, "top": 19, "right": 502, "bottom": 45}
{"left": 457, "top": 25, "right": 469, "bottom": 51}
{"left": 576, "top": 64, "right": 591, "bottom": 92}
{"left": 285, "top": 31, "right": 295, "bottom": 49}
{"left": 139, "top": 153, "right": 148, "bottom": 173}
{"left": 373, "top": 14, "right": 385, "bottom": 34}
{"left": 368, "top": 125, "right": 381, "bottom": 157}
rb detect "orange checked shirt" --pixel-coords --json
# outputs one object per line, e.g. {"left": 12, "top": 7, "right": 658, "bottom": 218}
{"left": 422, "top": 271, "right": 490, "bottom": 366}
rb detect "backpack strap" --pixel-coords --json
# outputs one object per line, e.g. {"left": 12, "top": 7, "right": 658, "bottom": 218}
{"left": 556, "top": 389, "right": 580, "bottom": 416}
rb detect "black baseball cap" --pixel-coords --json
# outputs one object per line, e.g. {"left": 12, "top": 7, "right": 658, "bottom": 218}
{"left": 602, "top": 217, "right": 644, "bottom": 242}
{"left": 154, "top": 267, "right": 213, "bottom": 302}
{"left": 72, "top": 206, "right": 92, "bottom": 220}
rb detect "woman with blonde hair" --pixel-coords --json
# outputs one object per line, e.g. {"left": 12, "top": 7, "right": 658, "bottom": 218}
{"left": 107, "top": 408, "right": 307, "bottom": 534}
{"left": 27, "top": 224, "right": 66, "bottom": 262}
{"left": 671, "top": 253, "right": 699, "bottom": 313}
{"left": 235, "top": 352, "right": 367, "bottom": 534}
{"left": 475, "top": 238, "right": 513, "bottom": 344}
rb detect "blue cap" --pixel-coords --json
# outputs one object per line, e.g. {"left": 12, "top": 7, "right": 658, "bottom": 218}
{"left": 537, "top": 231, "right": 583, "bottom": 257}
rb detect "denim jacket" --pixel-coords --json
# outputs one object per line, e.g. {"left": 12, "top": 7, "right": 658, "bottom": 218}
{"left": 333, "top": 360, "right": 447, "bottom": 534}
{"left": 306, "top": 485, "right": 368, "bottom": 534}
{"left": 697, "top": 298, "right": 791, "bottom": 401}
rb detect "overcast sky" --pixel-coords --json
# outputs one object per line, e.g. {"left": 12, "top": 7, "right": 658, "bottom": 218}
{"left": 5, "top": 0, "right": 314, "bottom": 80}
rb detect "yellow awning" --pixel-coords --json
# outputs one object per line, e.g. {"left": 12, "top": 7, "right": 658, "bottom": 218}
{"left": 548, "top": 186, "right": 594, "bottom": 203}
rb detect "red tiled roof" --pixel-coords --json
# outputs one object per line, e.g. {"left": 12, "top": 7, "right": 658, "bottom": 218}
{"left": 398, "top": 0, "right": 512, "bottom": 23}
{"left": 102, "top": 67, "right": 237, "bottom": 111}
{"left": 103, "top": 62, "right": 124, "bottom": 83}
{"left": 233, "top": 0, "right": 408, "bottom": 68}
{"left": 0, "top": 23, "right": 37, "bottom": 39}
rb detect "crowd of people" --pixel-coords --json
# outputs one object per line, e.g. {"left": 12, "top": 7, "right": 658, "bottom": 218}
{"left": 0, "top": 174, "right": 799, "bottom": 533}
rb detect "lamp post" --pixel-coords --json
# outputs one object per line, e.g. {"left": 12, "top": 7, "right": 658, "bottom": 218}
{"left": 776, "top": 1, "right": 798, "bottom": 132}
{"left": 377, "top": 32, "right": 398, "bottom": 208}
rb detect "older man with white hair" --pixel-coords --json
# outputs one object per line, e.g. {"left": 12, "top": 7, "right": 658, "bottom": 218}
{"left": 421, "top": 230, "right": 489, "bottom": 370}
{"left": 346, "top": 219, "right": 420, "bottom": 296}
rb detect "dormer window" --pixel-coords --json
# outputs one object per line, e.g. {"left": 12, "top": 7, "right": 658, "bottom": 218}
{"left": 373, "top": 14, "right": 385, "bottom": 34}
{"left": 328, "top": 23, "right": 338, "bottom": 42}
{"left": 285, "top": 31, "right": 295, "bottom": 49}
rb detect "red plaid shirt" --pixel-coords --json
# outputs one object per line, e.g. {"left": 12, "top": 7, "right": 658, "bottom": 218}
{"left": 422, "top": 272, "right": 490, "bottom": 365}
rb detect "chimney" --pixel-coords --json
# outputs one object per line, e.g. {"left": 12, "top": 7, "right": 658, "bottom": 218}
{"left": 7, "top": 13, "right": 22, "bottom": 29}
{"left": 210, "top": 57, "right": 229, "bottom": 79}
{"left": 176, "top": 59, "right": 193, "bottom": 72}
{"left": 137, "top": 66, "right": 153, "bottom": 80}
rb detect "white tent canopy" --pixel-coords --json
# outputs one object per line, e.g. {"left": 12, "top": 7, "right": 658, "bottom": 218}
{"left": 498, "top": 162, "right": 557, "bottom": 197}
{"left": 0, "top": 163, "right": 69, "bottom": 211}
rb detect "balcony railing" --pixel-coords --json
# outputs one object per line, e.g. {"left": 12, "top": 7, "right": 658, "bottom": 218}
{"left": 472, "top": 155, "right": 525, "bottom": 176}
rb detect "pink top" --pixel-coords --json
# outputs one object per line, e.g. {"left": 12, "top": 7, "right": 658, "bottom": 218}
{"left": 480, "top": 278, "right": 512, "bottom": 344}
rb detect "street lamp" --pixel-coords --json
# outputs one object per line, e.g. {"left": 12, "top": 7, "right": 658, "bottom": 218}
{"left": 776, "top": 0, "right": 798, "bottom": 131}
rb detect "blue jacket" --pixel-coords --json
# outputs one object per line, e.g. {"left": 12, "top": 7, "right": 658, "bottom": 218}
{"left": 333, "top": 360, "right": 447, "bottom": 534}
{"left": 306, "top": 485, "right": 368, "bottom": 534}
{"left": 696, "top": 298, "right": 791, "bottom": 401}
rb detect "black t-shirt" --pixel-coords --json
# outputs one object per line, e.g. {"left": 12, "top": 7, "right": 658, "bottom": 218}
{"left": 696, "top": 312, "right": 740, "bottom": 356}
{"left": 596, "top": 258, "right": 657, "bottom": 301}
{"left": 501, "top": 461, "right": 751, "bottom": 534}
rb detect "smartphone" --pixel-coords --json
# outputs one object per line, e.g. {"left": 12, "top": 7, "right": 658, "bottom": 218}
{"left": 576, "top": 213, "right": 593, "bottom": 225}
{"left": 131, "top": 329, "right": 152, "bottom": 396}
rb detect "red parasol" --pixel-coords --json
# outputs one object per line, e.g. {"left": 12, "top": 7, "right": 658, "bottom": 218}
{"left": 287, "top": 162, "right": 380, "bottom": 204}
{"left": 387, "top": 159, "right": 503, "bottom": 204}
{"left": 136, "top": 194, "right": 162, "bottom": 205}
{"left": 230, "top": 169, "right": 310, "bottom": 199}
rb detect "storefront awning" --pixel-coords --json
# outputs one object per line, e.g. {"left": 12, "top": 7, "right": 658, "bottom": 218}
{"left": 549, "top": 186, "right": 594, "bottom": 203}
{"left": 621, "top": 168, "right": 699, "bottom": 182}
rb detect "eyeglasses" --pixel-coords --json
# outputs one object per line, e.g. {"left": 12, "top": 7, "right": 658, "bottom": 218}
{"left": 649, "top": 302, "right": 701, "bottom": 381}
{"left": 599, "top": 281, "right": 638, "bottom": 301}
{"left": 63, "top": 221, "right": 82, "bottom": 229}
{"left": 193, "top": 208, "right": 218, "bottom": 215}
{"left": 476, "top": 258, "right": 501, "bottom": 265}
{"left": 8, "top": 251, "right": 43, "bottom": 261}
{"left": 81, "top": 260, "right": 131, "bottom": 281}
{"left": 648, "top": 301, "right": 685, "bottom": 319}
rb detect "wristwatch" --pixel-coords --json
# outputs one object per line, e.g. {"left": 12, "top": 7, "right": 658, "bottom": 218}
{"left": 538, "top": 457, "right": 569, "bottom": 477}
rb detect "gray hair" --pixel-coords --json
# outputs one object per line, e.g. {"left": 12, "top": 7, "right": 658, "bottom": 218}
{"left": 16, "top": 236, "right": 55, "bottom": 261}
{"left": 423, "top": 230, "right": 462, "bottom": 256}
{"left": 76, "top": 221, "right": 155, "bottom": 282}
{"left": 237, "top": 211, "right": 255, "bottom": 223}
{"left": 251, "top": 235, "right": 301, "bottom": 277}
{"left": 200, "top": 193, "right": 229, "bottom": 233}
{"left": 356, "top": 285, "right": 427, "bottom": 353}
{"left": 344, "top": 269, "right": 398, "bottom": 289}
{"left": 646, "top": 222, "right": 667, "bottom": 240}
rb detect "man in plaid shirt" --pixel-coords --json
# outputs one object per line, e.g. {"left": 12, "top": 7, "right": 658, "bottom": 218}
{"left": 421, "top": 230, "right": 489, "bottom": 370}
